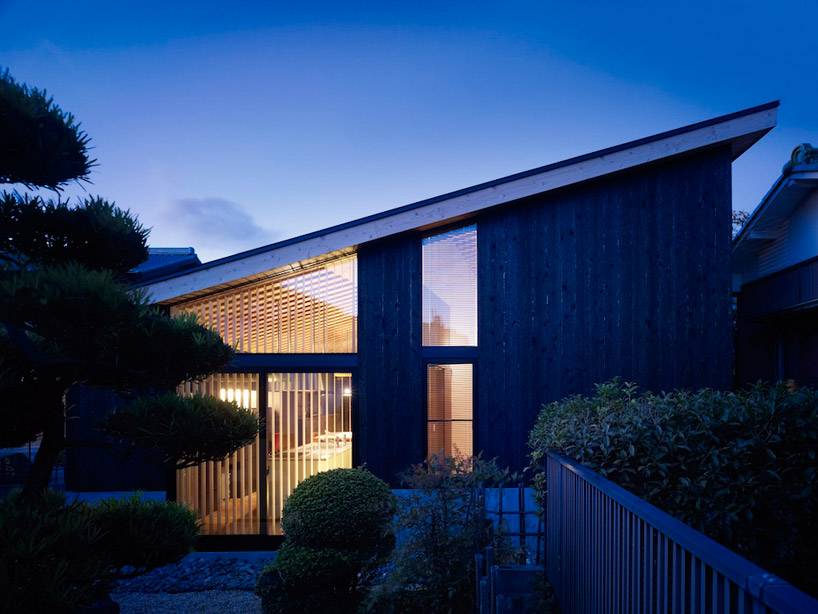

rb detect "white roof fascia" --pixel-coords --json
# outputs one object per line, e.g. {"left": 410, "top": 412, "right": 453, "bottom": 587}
{"left": 145, "top": 105, "right": 777, "bottom": 304}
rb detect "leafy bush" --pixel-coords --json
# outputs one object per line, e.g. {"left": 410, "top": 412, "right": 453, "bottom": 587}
{"left": 0, "top": 489, "right": 107, "bottom": 614}
{"left": 90, "top": 492, "right": 199, "bottom": 577}
{"left": 1, "top": 489, "right": 201, "bottom": 612}
{"left": 255, "top": 468, "right": 396, "bottom": 613}
{"left": 366, "top": 453, "right": 515, "bottom": 614}
{"left": 528, "top": 379, "right": 818, "bottom": 596}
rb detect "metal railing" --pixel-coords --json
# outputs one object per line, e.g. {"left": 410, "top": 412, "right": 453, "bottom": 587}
{"left": 546, "top": 453, "right": 818, "bottom": 614}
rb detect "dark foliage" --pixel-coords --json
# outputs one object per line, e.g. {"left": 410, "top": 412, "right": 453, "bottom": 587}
{"left": 0, "top": 68, "right": 255, "bottom": 500}
{"left": 732, "top": 209, "right": 750, "bottom": 238}
{"left": 528, "top": 379, "right": 818, "bottom": 597}
{"left": 255, "top": 468, "right": 396, "bottom": 614}
{"left": 105, "top": 394, "right": 258, "bottom": 468}
{"left": 0, "top": 489, "right": 106, "bottom": 613}
{"left": 0, "top": 193, "right": 149, "bottom": 273}
{"left": 0, "top": 69, "right": 94, "bottom": 189}
{"left": 0, "top": 489, "right": 199, "bottom": 613}
{"left": 89, "top": 492, "right": 199, "bottom": 577}
{"left": 366, "top": 454, "right": 516, "bottom": 614}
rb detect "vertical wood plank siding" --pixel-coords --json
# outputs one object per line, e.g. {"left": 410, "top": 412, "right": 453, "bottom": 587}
{"left": 476, "top": 148, "right": 732, "bottom": 473}
{"left": 357, "top": 149, "right": 732, "bottom": 478}
{"left": 357, "top": 234, "right": 424, "bottom": 485}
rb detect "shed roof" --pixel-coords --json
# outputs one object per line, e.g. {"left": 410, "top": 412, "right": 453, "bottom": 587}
{"left": 142, "top": 101, "right": 778, "bottom": 305}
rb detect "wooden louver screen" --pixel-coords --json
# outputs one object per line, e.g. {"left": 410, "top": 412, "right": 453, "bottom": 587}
{"left": 176, "top": 373, "right": 260, "bottom": 536}
{"left": 172, "top": 255, "right": 357, "bottom": 353}
{"left": 176, "top": 371, "right": 353, "bottom": 536}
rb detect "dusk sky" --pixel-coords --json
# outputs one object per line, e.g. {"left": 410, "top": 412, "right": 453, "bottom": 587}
{"left": 2, "top": 1, "right": 816, "bottom": 262}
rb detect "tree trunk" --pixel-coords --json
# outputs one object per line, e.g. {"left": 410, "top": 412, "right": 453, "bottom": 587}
{"left": 21, "top": 400, "right": 65, "bottom": 500}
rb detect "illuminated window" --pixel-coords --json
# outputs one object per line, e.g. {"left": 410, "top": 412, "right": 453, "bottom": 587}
{"left": 176, "top": 371, "right": 353, "bottom": 536}
{"left": 427, "top": 363, "right": 473, "bottom": 457}
{"left": 266, "top": 372, "right": 352, "bottom": 534}
{"left": 422, "top": 225, "right": 477, "bottom": 346}
{"left": 176, "top": 373, "right": 261, "bottom": 536}
{"left": 173, "top": 255, "right": 357, "bottom": 354}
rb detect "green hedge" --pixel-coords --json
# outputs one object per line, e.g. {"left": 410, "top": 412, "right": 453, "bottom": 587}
{"left": 1, "top": 489, "right": 201, "bottom": 613}
{"left": 255, "top": 468, "right": 396, "bottom": 614}
{"left": 528, "top": 379, "right": 818, "bottom": 597}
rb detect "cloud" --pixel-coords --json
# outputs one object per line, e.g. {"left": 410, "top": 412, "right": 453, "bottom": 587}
{"left": 164, "top": 197, "right": 276, "bottom": 257}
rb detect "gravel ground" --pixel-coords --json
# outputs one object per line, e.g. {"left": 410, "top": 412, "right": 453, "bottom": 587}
{"left": 110, "top": 552, "right": 275, "bottom": 614}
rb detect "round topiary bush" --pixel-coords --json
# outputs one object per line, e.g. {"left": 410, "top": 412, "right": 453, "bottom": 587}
{"left": 255, "top": 467, "right": 396, "bottom": 614}
{"left": 281, "top": 467, "right": 396, "bottom": 551}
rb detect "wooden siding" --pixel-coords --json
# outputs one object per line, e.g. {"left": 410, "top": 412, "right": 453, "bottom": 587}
{"left": 357, "top": 234, "right": 424, "bottom": 485}
{"left": 358, "top": 148, "right": 733, "bottom": 478}
{"left": 738, "top": 255, "right": 818, "bottom": 319}
{"left": 477, "top": 148, "right": 733, "bottom": 472}
{"left": 736, "top": 257, "right": 818, "bottom": 387}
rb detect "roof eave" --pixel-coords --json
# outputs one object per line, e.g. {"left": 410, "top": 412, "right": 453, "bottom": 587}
{"left": 144, "top": 102, "right": 779, "bottom": 305}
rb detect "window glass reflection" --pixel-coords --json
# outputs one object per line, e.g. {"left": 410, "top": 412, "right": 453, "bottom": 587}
{"left": 422, "top": 226, "right": 477, "bottom": 346}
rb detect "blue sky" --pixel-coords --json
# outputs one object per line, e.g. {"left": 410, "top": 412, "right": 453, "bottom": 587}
{"left": 2, "top": 1, "right": 816, "bottom": 261}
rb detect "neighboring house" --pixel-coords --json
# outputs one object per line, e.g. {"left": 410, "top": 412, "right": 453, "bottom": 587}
{"left": 733, "top": 143, "right": 818, "bottom": 387}
{"left": 70, "top": 102, "right": 776, "bottom": 540}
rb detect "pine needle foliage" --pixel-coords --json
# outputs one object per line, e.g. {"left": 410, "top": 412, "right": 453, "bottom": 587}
{"left": 0, "top": 68, "right": 94, "bottom": 190}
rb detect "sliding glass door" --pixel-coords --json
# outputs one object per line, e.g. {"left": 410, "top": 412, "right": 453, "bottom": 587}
{"left": 176, "top": 373, "right": 261, "bottom": 535}
{"left": 266, "top": 372, "right": 352, "bottom": 534}
{"left": 176, "top": 371, "right": 353, "bottom": 536}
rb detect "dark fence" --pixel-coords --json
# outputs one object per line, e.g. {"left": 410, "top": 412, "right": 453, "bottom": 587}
{"left": 546, "top": 453, "right": 818, "bottom": 614}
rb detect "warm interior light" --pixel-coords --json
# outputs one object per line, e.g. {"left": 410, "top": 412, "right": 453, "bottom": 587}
{"left": 343, "top": 387, "right": 352, "bottom": 397}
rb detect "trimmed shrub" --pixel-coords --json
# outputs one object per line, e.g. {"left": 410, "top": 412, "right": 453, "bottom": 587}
{"left": 366, "top": 453, "right": 516, "bottom": 614}
{"left": 281, "top": 467, "right": 395, "bottom": 552}
{"left": 90, "top": 492, "right": 199, "bottom": 577}
{"left": 528, "top": 379, "right": 818, "bottom": 596}
{"left": 0, "top": 489, "right": 107, "bottom": 614}
{"left": 1, "top": 489, "right": 201, "bottom": 612}
{"left": 255, "top": 468, "right": 396, "bottom": 614}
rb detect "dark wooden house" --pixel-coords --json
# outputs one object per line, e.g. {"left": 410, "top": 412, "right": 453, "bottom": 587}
{"left": 71, "top": 103, "right": 777, "bottom": 539}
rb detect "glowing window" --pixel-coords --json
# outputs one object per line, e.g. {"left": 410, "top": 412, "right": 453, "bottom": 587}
{"left": 422, "top": 225, "right": 477, "bottom": 346}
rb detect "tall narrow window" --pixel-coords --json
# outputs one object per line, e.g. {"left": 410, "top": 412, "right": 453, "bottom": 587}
{"left": 427, "top": 363, "right": 473, "bottom": 457}
{"left": 422, "top": 225, "right": 477, "bottom": 346}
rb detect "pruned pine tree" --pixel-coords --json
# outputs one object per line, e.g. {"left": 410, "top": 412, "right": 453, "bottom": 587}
{"left": 0, "top": 68, "right": 258, "bottom": 501}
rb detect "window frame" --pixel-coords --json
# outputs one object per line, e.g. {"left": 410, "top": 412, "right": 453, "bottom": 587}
{"left": 421, "top": 223, "right": 478, "bottom": 348}
{"left": 422, "top": 357, "right": 478, "bottom": 460}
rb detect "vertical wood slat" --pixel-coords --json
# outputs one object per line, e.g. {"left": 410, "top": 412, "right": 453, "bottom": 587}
{"left": 170, "top": 255, "right": 358, "bottom": 355}
{"left": 477, "top": 149, "right": 733, "bottom": 476}
{"left": 357, "top": 236, "right": 423, "bottom": 485}
{"left": 174, "top": 373, "right": 259, "bottom": 535}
